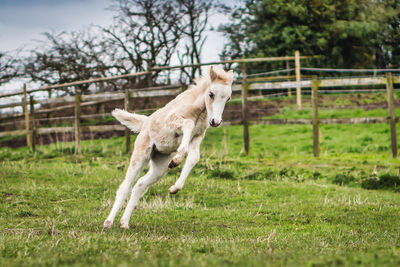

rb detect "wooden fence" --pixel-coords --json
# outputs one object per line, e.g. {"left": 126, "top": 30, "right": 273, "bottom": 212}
{"left": 0, "top": 52, "right": 399, "bottom": 158}
{"left": 243, "top": 73, "right": 399, "bottom": 157}
{"left": 0, "top": 53, "right": 310, "bottom": 152}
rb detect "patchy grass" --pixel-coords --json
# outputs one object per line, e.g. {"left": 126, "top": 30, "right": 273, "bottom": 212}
{"left": 1, "top": 123, "right": 400, "bottom": 266}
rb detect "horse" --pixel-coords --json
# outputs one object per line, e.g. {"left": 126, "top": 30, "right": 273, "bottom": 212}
{"left": 103, "top": 66, "right": 234, "bottom": 229}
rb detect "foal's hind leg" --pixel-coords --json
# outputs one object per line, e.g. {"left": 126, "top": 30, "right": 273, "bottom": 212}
{"left": 120, "top": 152, "right": 172, "bottom": 229}
{"left": 103, "top": 132, "right": 152, "bottom": 229}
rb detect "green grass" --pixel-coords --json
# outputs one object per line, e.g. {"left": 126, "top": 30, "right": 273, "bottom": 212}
{"left": 1, "top": 124, "right": 400, "bottom": 266}
{"left": 260, "top": 92, "right": 399, "bottom": 120}
{"left": 80, "top": 115, "right": 115, "bottom": 126}
{"left": 0, "top": 134, "right": 25, "bottom": 143}
{"left": 265, "top": 107, "right": 400, "bottom": 120}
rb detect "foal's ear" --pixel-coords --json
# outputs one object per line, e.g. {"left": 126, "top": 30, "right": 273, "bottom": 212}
{"left": 210, "top": 66, "right": 218, "bottom": 81}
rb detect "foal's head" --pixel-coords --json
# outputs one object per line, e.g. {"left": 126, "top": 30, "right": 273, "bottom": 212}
{"left": 205, "top": 66, "right": 234, "bottom": 127}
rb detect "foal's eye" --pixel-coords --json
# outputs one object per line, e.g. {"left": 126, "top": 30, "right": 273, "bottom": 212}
{"left": 209, "top": 91, "right": 214, "bottom": 99}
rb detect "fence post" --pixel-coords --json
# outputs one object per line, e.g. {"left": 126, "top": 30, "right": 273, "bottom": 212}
{"left": 23, "top": 84, "right": 31, "bottom": 148}
{"left": 180, "top": 83, "right": 186, "bottom": 92}
{"left": 311, "top": 76, "right": 319, "bottom": 157}
{"left": 99, "top": 81, "right": 105, "bottom": 119}
{"left": 295, "top": 50, "right": 302, "bottom": 111}
{"left": 147, "top": 66, "right": 152, "bottom": 87}
{"left": 74, "top": 87, "right": 81, "bottom": 154}
{"left": 47, "top": 88, "right": 54, "bottom": 126}
{"left": 29, "top": 95, "right": 36, "bottom": 152}
{"left": 167, "top": 69, "right": 171, "bottom": 85}
{"left": 124, "top": 88, "right": 131, "bottom": 153}
{"left": 286, "top": 59, "right": 292, "bottom": 96}
{"left": 241, "top": 61, "right": 250, "bottom": 155}
{"left": 386, "top": 72, "right": 397, "bottom": 158}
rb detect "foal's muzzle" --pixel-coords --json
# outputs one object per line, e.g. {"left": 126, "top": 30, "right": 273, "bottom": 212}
{"left": 209, "top": 118, "right": 221, "bottom": 127}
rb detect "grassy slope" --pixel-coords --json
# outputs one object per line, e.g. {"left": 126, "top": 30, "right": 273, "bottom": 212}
{"left": 1, "top": 124, "right": 400, "bottom": 266}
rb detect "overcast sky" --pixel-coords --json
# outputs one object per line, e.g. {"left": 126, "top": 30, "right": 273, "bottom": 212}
{"left": 0, "top": 0, "right": 230, "bottom": 99}
{"left": 0, "top": 0, "right": 228, "bottom": 61}
{"left": 0, "top": 0, "right": 113, "bottom": 50}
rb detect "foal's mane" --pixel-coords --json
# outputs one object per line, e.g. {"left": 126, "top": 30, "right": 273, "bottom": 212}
{"left": 189, "top": 75, "right": 211, "bottom": 93}
{"left": 187, "top": 67, "right": 232, "bottom": 93}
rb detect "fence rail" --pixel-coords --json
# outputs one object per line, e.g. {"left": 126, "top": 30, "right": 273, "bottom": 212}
{"left": 243, "top": 76, "right": 399, "bottom": 90}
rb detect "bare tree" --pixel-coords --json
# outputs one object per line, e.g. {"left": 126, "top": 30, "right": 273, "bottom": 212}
{"left": 24, "top": 28, "right": 112, "bottom": 94}
{"left": 176, "top": 0, "right": 229, "bottom": 83}
{"left": 0, "top": 50, "right": 20, "bottom": 86}
{"left": 22, "top": 0, "right": 225, "bottom": 93}
{"left": 105, "top": 0, "right": 184, "bottom": 87}
{"left": 176, "top": 0, "right": 212, "bottom": 81}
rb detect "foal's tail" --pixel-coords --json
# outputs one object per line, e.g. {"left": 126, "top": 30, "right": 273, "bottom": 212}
{"left": 112, "top": 109, "right": 147, "bottom": 133}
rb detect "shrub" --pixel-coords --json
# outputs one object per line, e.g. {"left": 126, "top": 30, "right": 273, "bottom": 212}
{"left": 279, "top": 167, "right": 295, "bottom": 177}
{"left": 207, "top": 168, "right": 236, "bottom": 179}
{"left": 331, "top": 173, "right": 356, "bottom": 186}
{"left": 361, "top": 173, "right": 400, "bottom": 190}
{"left": 242, "top": 168, "right": 275, "bottom": 180}
{"left": 312, "top": 171, "right": 322, "bottom": 180}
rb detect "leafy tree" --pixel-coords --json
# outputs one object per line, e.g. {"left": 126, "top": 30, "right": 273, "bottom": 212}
{"left": 379, "top": 0, "right": 400, "bottom": 68}
{"left": 220, "top": 0, "right": 400, "bottom": 68}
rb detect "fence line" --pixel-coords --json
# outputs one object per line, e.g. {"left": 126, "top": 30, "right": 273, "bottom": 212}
{"left": 302, "top": 67, "right": 400, "bottom": 73}
{"left": 1, "top": 52, "right": 311, "bottom": 152}
{"left": 307, "top": 73, "right": 397, "bottom": 158}
{"left": 2, "top": 116, "right": 399, "bottom": 139}
{"left": 243, "top": 75, "right": 399, "bottom": 91}
{"left": 0, "top": 84, "right": 182, "bottom": 111}
{"left": 0, "top": 52, "right": 398, "bottom": 158}
{"left": 0, "top": 55, "right": 313, "bottom": 99}
{"left": 246, "top": 69, "right": 294, "bottom": 77}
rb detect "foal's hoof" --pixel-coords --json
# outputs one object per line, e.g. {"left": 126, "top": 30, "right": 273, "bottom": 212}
{"left": 120, "top": 222, "right": 130, "bottom": 229}
{"left": 103, "top": 219, "right": 113, "bottom": 229}
{"left": 168, "top": 185, "right": 180, "bottom": 194}
{"left": 168, "top": 160, "right": 180, "bottom": 169}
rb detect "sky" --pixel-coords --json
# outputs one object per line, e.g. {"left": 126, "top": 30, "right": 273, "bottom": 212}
{"left": 0, "top": 0, "right": 114, "bottom": 51}
{"left": 0, "top": 0, "right": 228, "bottom": 61}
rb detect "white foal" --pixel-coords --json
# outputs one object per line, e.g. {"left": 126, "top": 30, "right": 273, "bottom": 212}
{"left": 104, "top": 66, "right": 234, "bottom": 229}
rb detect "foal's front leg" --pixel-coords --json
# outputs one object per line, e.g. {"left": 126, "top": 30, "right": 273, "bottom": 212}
{"left": 168, "top": 134, "right": 203, "bottom": 194}
{"left": 168, "top": 119, "right": 195, "bottom": 168}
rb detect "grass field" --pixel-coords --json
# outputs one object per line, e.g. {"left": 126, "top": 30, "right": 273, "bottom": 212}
{"left": 1, "top": 123, "right": 400, "bottom": 266}
{"left": 265, "top": 106, "right": 400, "bottom": 120}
